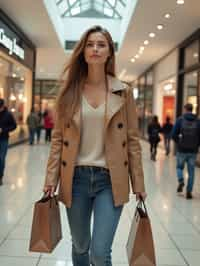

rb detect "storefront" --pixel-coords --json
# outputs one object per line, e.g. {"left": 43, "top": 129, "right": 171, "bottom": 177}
{"left": 34, "top": 80, "right": 58, "bottom": 114}
{"left": 153, "top": 49, "right": 178, "bottom": 126}
{"left": 177, "top": 29, "right": 200, "bottom": 117}
{"left": 132, "top": 69, "right": 154, "bottom": 138}
{"left": 0, "top": 9, "right": 36, "bottom": 145}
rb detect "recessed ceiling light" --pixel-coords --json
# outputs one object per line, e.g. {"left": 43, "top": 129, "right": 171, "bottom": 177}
{"left": 157, "top": 24, "right": 164, "bottom": 30}
{"left": 139, "top": 50, "right": 143, "bottom": 54}
{"left": 165, "top": 13, "right": 171, "bottom": 19}
{"left": 131, "top": 58, "right": 135, "bottom": 63}
{"left": 177, "top": 0, "right": 184, "bottom": 4}
{"left": 140, "top": 46, "right": 145, "bottom": 51}
{"left": 149, "top": 32, "right": 156, "bottom": 38}
{"left": 144, "top": 40, "right": 149, "bottom": 45}
{"left": 135, "top": 54, "right": 139, "bottom": 59}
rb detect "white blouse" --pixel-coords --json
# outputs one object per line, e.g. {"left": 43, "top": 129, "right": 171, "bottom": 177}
{"left": 76, "top": 95, "right": 107, "bottom": 168}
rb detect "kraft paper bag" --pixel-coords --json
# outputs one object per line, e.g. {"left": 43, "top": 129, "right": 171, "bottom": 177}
{"left": 29, "top": 195, "right": 62, "bottom": 253}
{"left": 126, "top": 200, "right": 156, "bottom": 266}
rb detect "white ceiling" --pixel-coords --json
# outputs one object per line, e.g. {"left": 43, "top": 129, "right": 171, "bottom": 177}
{"left": 1, "top": 0, "right": 200, "bottom": 82}
{"left": 117, "top": 0, "right": 200, "bottom": 81}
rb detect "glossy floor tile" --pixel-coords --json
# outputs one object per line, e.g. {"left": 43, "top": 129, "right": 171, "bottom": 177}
{"left": 0, "top": 141, "right": 199, "bottom": 265}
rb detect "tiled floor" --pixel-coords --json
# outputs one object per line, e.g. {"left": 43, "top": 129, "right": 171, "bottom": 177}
{"left": 0, "top": 140, "right": 200, "bottom": 266}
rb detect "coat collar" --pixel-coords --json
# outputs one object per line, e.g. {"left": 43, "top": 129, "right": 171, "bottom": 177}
{"left": 72, "top": 76, "right": 126, "bottom": 133}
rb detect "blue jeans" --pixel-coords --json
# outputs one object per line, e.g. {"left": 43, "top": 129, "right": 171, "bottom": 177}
{"left": 176, "top": 152, "right": 197, "bottom": 192}
{"left": 0, "top": 138, "right": 9, "bottom": 178}
{"left": 164, "top": 135, "right": 171, "bottom": 155}
{"left": 66, "top": 166, "right": 123, "bottom": 266}
{"left": 28, "top": 128, "right": 36, "bottom": 144}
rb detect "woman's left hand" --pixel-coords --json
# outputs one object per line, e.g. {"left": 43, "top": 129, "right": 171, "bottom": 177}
{"left": 136, "top": 192, "right": 147, "bottom": 201}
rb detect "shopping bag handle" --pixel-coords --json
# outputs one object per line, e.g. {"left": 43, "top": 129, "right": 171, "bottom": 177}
{"left": 38, "top": 194, "right": 58, "bottom": 205}
{"left": 137, "top": 197, "right": 148, "bottom": 218}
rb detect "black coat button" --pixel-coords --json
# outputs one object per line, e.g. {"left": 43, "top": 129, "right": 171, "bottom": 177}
{"left": 122, "top": 141, "right": 126, "bottom": 147}
{"left": 118, "top": 123, "right": 123, "bottom": 129}
{"left": 124, "top": 161, "right": 128, "bottom": 166}
{"left": 64, "top": 141, "right": 69, "bottom": 147}
{"left": 62, "top": 161, "right": 67, "bottom": 167}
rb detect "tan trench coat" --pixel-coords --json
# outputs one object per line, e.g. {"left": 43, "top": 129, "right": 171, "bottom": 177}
{"left": 44, "top": 76, "right": 145, "bottom": 207}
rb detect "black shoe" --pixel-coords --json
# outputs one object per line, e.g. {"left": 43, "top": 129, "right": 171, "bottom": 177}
{"left": 177, "top": 182, "right": 184, "bottom": 193}
{"left": 186, "top": 191, "right": 193, "bottom": 199}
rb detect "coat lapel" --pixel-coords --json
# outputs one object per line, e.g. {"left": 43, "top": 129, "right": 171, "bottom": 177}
{"left": 105, "top": 76, "right": 126, "bottom": 130}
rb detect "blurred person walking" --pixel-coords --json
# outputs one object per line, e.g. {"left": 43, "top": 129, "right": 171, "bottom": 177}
{"left": 44, "top": 110, "right": 54, "bottom": 143}
{"left": 148, "top": 115, "right": 162, "bottom": 161}
{"left": 26, "top": 108, "right": 39, "bottom": 145}
{"left": 0, "top": 98, "right": 17, "bottom": 185}
{"left": 162, "top": 116, "right": 173, "bottom": 156}
{"left": 172, "top": 103, "right": 200, "bottom": 199}
{"left": 43, "top": 26, "right": 146, "bottom": 266}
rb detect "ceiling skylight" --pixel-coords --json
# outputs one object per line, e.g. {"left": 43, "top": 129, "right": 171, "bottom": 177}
{"left": 55, "top": 0, "right": 127, "bottom": 19}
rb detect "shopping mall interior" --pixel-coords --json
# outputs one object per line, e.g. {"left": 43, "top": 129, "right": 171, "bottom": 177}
{"left": 0, "top": 0, "right": 200, "bottom": 265}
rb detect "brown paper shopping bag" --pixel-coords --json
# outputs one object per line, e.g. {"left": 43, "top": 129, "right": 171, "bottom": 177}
{"left": 29, "top": 195, "right": 62, "bottom": 253}
{"left": 126, "top": 199, "right": 156, "bottom": 266}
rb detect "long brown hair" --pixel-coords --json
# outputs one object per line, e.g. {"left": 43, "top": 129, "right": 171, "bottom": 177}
{"left": 56, "top": 25, "right": 116, "bottom": 122}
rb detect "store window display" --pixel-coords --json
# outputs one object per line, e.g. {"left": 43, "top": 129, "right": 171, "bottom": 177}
{"left": 0, "top": 54, "right": 32, "bottom": 144}
{"left": 183, "top": 71, "right": 198, "bottom": 114}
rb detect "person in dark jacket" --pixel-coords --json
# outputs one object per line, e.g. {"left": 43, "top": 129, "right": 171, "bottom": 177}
{"left": 148, "top": 115, "right": 162, "bottom": 161}
{"left": 162, "top": 116, "right": 173, "bottom": 156}
{"left": 172, "top": 103, "right": 200, "bottom": 199}
{"left": 0, "top": 98, "right": 17, "bottom": 185}
{"left": 26, "top": 108, "right": 40, "bottom": 145}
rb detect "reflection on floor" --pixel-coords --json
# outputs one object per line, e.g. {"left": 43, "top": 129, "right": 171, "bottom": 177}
{"left": 0, "top": 141, "right": 200, "bottom": 266}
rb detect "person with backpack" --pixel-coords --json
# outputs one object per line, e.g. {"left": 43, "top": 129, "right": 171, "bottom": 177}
{"left": 172, "top": 103, "right": 200, "bottom": 199}
{"left": 147, "top": 115, "right": 162, "bottom": 161}
{"left": 162, "top": 116, "right": 174, "bottom": 156}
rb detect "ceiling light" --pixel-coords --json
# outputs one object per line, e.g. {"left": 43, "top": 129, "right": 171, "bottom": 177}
{"left": 177, "top": 0, "right": 184, "bottom": 4}
{"left": 135, "top": 54, "right": 139, "bottom": 59}
{"left": 131, "top": 58, "right": 135, "bottom": 63}
{"left": 144, "top": 40, "right": 149, "bottom": 45}
{"left": 164, "top": 13, "right": 171, "bottom": 19}
{"left": 139, "top": 50, "right": 143, "bottom": 54}
{"left": 164, "top": 84, "right": 173, "bottom": 91}
{"left": 149, "top": 33, "right": 156, "bottom": 38}
{"left": 140, "top": 46, "right": 145, "bottom": 51}
{"left": 157, "top": 24, "right": 164, "bottom": 30}
{"left": 10, "top": 94, "right": 16, "bottom": 101}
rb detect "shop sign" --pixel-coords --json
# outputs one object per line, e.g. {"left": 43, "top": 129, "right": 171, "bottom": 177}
{"left": 0, "top": 28, "right": 25, "bottom": 60}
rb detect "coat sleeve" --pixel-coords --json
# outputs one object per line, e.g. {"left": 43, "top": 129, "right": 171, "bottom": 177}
{"left": 44, "top": 115, "right": 63, "bottom": 187}
{"left": 125, "top": 87, "right": 145, "bottom": 193}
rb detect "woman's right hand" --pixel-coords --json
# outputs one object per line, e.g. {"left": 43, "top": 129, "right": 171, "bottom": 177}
{"left": 43, "top": 185, "right": 56, "bottom": 197}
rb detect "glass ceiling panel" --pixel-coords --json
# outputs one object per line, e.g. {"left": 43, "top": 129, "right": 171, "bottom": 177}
{"left": 55, "top": 0, "right": 127, "bottom": 19}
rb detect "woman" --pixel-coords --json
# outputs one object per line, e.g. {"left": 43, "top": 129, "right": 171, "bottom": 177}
{"left": 43, "top": 25, "right": 146, "bottom": 266}
{"left": 162, "top": 116, "right": 173, "bottom": 156}
{"left": 148, "top": 115, "right": 162, "bottom": 161}
{"left": 43, "top": 109, "right": 54, "bottom": 143}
